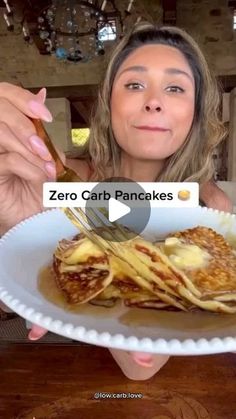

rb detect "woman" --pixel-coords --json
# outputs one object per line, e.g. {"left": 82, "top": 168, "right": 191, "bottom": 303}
{"left": 0, "top": 22, "right": 232, "bottom": 380}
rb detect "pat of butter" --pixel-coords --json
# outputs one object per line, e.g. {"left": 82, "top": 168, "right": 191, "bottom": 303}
{"left": 64, "top": 238, "right": 104, "bottom": 264}
{"left": 164, "top": 237, "right": 210, "bottom": 269}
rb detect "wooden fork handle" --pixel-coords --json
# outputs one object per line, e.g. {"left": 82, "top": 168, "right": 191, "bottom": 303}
{"left": 31, "top": 118, "right": 66, "bottom": 177}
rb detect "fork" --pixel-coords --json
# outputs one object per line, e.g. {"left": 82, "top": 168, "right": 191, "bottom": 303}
{"left": 31, "top": 118, "right": 82, "bottom": 182}
{"left": 31, "top": 119, "right": 180, "bottom": 301}
{"left": 64, "top": 207, "right": 184, "bottom": 307}
{"left": 63, "top": 207, "right": 200, "bottom": 307}
{"left": 31, "top": 118, "right": 134, "bottom": 240}
{"left": 31, "top": 116, "right": 183, "bottom": 304}
{"left": 63, "top": 206, "right": 131, "bottom": 252}
{"left": 32, "top": 118, "right": 162, "bottom": 262}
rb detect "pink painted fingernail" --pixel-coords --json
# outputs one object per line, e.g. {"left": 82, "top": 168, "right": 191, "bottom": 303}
{"left": 132, "top": 352, "right": 154, "bottom": 367}
{"left": 28, "top": 330, "right": 44, "bottom": 341}
{"left": 36, "top": 87, "right": 47, "bottom": 103}
{"left": 28, "top": 325, "right": 47, "bottom": 341}
{"left": 133, "top": 358, "right": 154, "bottom": 367}
{"left": 45, "top": 161, "right": 56, "bottom": 179}
{"left": 29, "top": 135, "right": 52, "bottom": 161}
{"left": 28, "top": 100, "right": 53, "bottom": 122}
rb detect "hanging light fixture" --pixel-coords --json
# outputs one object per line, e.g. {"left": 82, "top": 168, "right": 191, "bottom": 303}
{"left": 2, "top": 0, "right": 138, "bottom": 63}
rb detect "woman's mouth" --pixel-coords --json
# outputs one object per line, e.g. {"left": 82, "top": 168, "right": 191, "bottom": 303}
{"left": 134, "top": 125, "right": 169, "bottom": 132}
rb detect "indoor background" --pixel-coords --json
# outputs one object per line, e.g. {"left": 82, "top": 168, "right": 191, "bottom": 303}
{"left": 1, "top": 0, "right": 236, "bottom": 206}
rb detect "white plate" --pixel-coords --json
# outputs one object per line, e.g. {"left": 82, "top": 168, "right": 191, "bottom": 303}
{"left": 1, "top": 207, "right": 236, "bottom": 355}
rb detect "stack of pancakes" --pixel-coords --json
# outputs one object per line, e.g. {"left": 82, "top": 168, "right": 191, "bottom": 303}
{"left": 52, "top": 226, "right": 236, "bottom": 314}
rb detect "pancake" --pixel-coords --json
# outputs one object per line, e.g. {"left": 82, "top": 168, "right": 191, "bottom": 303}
{"left": 170, "top": 226, "right": 236, "bottom": 294}
{"left": 109, "top": 253, "right": 188, "bottom": 311}
{"left": 159, "top": 226, "right": 236, "bottom": 313}
{"left": 53, "top": 233, "right": 113, "bottom": 304}
{"left": 123, "top": 237, "right": 201, "bottom": 298}
{"left": 51, "top": 226, "right": 236, "bottom": 313}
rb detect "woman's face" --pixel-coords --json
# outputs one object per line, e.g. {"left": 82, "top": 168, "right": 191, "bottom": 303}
{"left": 111, "top": 44, "right": 195, "bottom": 160}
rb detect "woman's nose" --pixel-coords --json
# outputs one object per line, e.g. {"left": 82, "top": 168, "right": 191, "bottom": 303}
{"left": 144, "top": 98, "right": 162, "bottom": 113}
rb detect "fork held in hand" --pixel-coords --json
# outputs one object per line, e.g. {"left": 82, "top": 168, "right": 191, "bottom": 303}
{"left": 31, "top": 118, "right": 139, "bottom": 248}
{"left": 64, "top": 208, "right": 183, "bottom": 307}
{"left": 63, "top": 207, "right": 130, "bottom": 251}
{"left": 31, "top": 118, "right": 82, "bottom": 182}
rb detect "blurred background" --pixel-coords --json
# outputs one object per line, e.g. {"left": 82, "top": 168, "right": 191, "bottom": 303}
{"left": 0, "top": 0, "right": 236, "bottom": 207}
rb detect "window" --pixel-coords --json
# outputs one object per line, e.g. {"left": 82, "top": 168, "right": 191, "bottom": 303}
{"left": 234, "top": 9, "right": 236, "bottom": 29}
{"left": 98, "top": 20, "right": 117, "bottom": 41}
{"left": 72, "top": 128, "right": 89, "bottom": 146}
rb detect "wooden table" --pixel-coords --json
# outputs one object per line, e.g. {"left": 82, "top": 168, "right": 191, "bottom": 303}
{"left": 0, "top": 342, "right": 236, "bottom": 419}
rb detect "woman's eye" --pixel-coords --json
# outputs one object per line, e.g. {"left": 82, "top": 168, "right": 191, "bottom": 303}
{"left": 124, "top": 82, "right": 144, "bottom": 90}
{"left": 166, "top": 86, "right": 185, "bottom": 93}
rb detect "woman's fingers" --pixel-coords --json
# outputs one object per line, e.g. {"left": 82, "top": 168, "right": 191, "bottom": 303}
{"left": 28, "top": 325, "right": 48, "bottom": 341}
{"left": 130, "top": 352, "right": 154, "bottom": 367}
{"left": 0, "top": 84, "right": 54, "bottom": 160}
{"left": 109, "top": 348, "right": 170, "bottom": 380}
{"left": 0, "top": 85, "right": 64, "bottom": 167}
{"left": 0, "top": 122, "right": 52, "bottom": 167}
{"left": 0, "top": 121, "right": 57, "bottom": 180}
{"left": 129, "top": 352, "right": 170, "bottom": 371}
{"left": 0, "top": 83, "right": 52, "bottom": 122}
{"left": 0, "top": 98, "right": 51, "bottom": 153}
{"left": 0, "top": 152, "right": 56, "bottom": 182}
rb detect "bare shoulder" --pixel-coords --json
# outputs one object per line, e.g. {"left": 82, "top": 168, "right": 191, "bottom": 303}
{"left": 66, "top": 157, "right": 91, "bottom": 181}
{"left": 200, "top": 180, "right": 233, "bottom": 213}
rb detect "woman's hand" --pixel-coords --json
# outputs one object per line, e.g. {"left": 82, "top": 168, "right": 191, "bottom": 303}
{"left": 109, "top": 348, "right": 169, "bottom": 380}
{"left": 200, "top": 180, "right": 233, "bottom": 213}
{"left": 0, "top": 82, "right": 169, "bottom": 379}
{"left": 0, "top": 82, "right": 56, "bottom": 236}
{"left": 27, "top": 180, "right": 231, "bottom": 379}
{"left": 0, "top": 82, "right": 58, "bottom": 334}
{"left": 28, "top": 324, "right": 169, "bottom": 380}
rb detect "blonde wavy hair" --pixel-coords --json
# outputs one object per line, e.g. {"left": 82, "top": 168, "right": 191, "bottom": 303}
{"left": 83, "top": 22, "right": 226, "bottom": 183}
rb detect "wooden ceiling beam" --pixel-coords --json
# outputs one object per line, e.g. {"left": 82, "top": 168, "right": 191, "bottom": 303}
{"left": 162, "top": 0, "right": 177, "bottom": 25}
{"left": 228, "top": 1, "right": 236, "bottom": 8}
{"left": 71, "top": 101, "right": 92, "bottom": 126}
{"left": 28, "top": 84, "right": 98, "bottom": 100}
{"left": 218, "top": 75, "right": 236, "bottom": 92}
